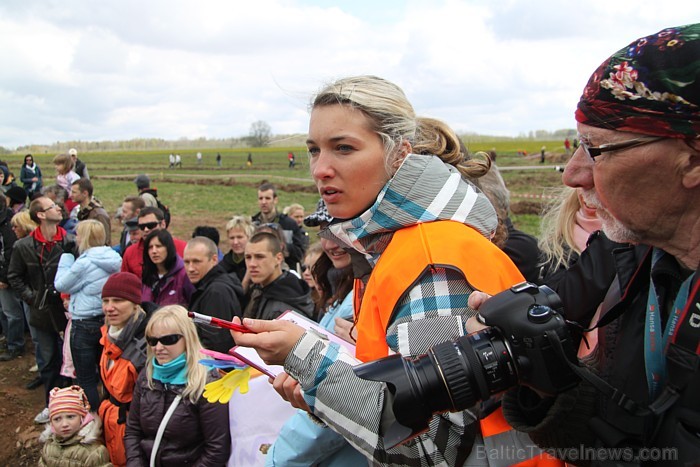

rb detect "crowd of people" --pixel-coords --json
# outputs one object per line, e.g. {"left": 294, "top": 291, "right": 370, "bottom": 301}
{"left": 0, "top": 22, "right": 697, "bottom": 467}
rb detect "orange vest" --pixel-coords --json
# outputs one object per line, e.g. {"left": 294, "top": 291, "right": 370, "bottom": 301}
{"left": 353, "top": 220, "right": 563, "bottom": 466}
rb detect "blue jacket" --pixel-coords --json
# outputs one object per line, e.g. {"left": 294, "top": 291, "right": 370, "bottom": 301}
{"left": 267, "top": 292, "right": 366, "bottom": 467}
{"left": 55, "top": 247, "right": 122, "bottom": 320}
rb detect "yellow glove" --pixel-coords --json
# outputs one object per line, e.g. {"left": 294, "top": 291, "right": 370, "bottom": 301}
{"left": 203, "top": 367, "right": 252, "bottom": 404}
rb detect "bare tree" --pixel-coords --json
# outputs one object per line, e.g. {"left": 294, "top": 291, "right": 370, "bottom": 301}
{"left": 249, "top": 120, "right": 272, "bottom": 147}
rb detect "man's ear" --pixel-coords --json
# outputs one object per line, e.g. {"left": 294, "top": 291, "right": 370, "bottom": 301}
{"left": 681, "top": 139, "right": 700, "bottom": 189}
{"left": 275, "top": 252, "right": 284, "bottom": 266}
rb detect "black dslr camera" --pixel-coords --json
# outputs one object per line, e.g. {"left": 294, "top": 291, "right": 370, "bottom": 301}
{"left": 354, "top": 282, "right": 580, "bottom": 447}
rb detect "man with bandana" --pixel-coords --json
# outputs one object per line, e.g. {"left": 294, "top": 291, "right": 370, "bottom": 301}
{"left": 486, "top": 24, "right": 700, "bottom": 465}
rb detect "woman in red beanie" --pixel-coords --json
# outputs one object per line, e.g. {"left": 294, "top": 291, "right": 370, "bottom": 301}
{"left": 97, "top": 272, "right": 147, "bottom": 467}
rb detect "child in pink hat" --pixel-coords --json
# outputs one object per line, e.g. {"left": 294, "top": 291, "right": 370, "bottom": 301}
{"left": 39, "top": 385, "right": 111, "bottom": 466}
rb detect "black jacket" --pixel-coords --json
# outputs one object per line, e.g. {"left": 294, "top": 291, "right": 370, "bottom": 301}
{"left": 124, "top": 370, "right": 231, "bottom": 466}
{"left": 219, "top": 250, "right": 246, "bottom": 284}
{"left": 252, "top": 211, "right": 306, "bottom": 270}
{"left": 245, "top": 271, "right": 314, "bottom": 321}
{"left": 502, "top": 217, "right": 541, "bottom": 284}
{"left": 7, "top": 227, "right": 75, "bottom": 332}
{"left": 0, "top": 207, "right": 18, "bottom": 283}
{"left": 504, "top": 242, "right": 700, "bottom": 465}
{"left": 189, "top": 264, "right": 244, "bottom": 353}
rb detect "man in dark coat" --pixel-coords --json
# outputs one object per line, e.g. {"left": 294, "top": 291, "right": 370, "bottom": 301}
{"left": 8, "top": 196, "right": 75, "bottom": 423}
{"left": 185, "top": 237, "right": 244, "bottom": 353}
{"left": 251, "top": 182, "right": 306, "bottom": 270}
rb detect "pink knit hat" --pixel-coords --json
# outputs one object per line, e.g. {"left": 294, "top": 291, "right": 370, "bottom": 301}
{"left": 48, "top": 385, "right": 90, "bottom": 419}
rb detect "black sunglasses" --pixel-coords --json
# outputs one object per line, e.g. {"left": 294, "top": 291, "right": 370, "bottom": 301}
{"left": 138, "top": 221, "right": 160, "bottom": 231}
{"left": 146, "top": 334, "right": 183, "bottom": 347}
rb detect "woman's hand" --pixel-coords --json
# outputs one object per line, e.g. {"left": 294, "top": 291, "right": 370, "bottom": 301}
{"left": 333, "top": 317, "right": 356, "bottom": 344}
{"left": 271, "top": 372, "right": 311, "bottom": 412}
{"left": 231, "top": 317, "right": 305, "bottom": 366}
{"left": 465, "top": 291, "right": 492, "bottom": 333}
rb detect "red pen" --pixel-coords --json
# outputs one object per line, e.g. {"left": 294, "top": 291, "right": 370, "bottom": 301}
{"left": 187, "top": 311, "right": 254, "bottom": 333}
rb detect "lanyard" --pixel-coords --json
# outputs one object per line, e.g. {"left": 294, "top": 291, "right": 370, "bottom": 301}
{"left": 644, "top": 249, "right": 693, "bottom": 400}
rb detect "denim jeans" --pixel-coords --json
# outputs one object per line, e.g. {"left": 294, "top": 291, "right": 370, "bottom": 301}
{"left": 35, "top": 326, "right": 66, "bottom": 405}
{"left": 70, "top": 317, "right": 104, "bottom": 411}
{"left": 0, "top": 287, "right": 26, "bottom": 353}
{"left": 22, "top": 301, "right": 45, "bottom": 369}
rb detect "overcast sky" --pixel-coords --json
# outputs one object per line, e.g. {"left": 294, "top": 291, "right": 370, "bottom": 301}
{"left": 1, "top": 0, "right": 698, "bottom": 149}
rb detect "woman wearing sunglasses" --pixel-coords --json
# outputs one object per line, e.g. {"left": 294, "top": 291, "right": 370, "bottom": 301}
{"left": 141, "top": 229, "right": 194, "bottom": 308}
{"left": 125, "top": 305, "right": 231, "bottom": 466}
{"left": 98, "top": 272, "right": 148, "bottom": 467}
{"left": 233, "top": 76, "right": 528, "bottom": 465}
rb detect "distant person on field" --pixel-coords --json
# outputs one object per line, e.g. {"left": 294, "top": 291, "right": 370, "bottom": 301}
{"left": 246, "top": 152, "right": 252, "bottom": 167}
{"left": 564, "top": 137, "right": 572, "bottom": 156}
{"left": 121, "top": 207, "right": 186, "bottom": 279}
{"left": 175, "top": 154, "right": 182, "bottom": 168}
{"left": 540, "top": 145, "right": 546, "bottom": 163}
{"left": 39, "top": 385, "right": 111, "bottom": 467}
{"left": 70, "top": 179, "right": 111, "bottom": 246}
{"left": 20, "top": 153, "right": 43, "bottom": 199}
{"left": 133, "top": 174, "right": 158, "bottom": 209}
{"left": 196, "top": 151, "right": 202, "bottom": 165}
{"left": 287, "top": 151, "right": 296, "bottom": 168}
{"left": 216, "top": 152, "right": 222, "bottom": 167}
{"left": 168, "top": 153, "right": 175, "bottom": 169}
{"left": 252, "top": 182, "right": 306, "bottom": 270}
{"left": 68, "top": 148, "right": 89, "bottom": 179}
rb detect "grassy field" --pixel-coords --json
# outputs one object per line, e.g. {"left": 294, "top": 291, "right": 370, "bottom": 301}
{"left": 5, "top": 143, "right": 570, "bottom": 243}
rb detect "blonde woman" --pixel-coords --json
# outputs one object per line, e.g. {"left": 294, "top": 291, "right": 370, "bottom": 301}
{"left": 10, "top": 210, "right": 37, "bottom": 238}
{"left": 124, "top": 305, "right": 231, "bottom": 466}
{"left": 55, "top": 220, "right": 122, "bottom": 412}
{"left": 234, "top": 76, "right": 525, "bottom": 465}
{"left": 220, "top": 215, "right": 255, "bottom": 287}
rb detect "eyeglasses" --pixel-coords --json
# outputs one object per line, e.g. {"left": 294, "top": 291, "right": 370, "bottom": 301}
{"left": 39, "top": 203, "right": 58, "bottom": 212}
{"left": 138, "top": 221, "right": 159, "bottom": 231}
{"left": 579, "top": 135, "right": 664, "bottom": 161}
{"left": 146, "top": 334, "right": 183, "bottom": 347}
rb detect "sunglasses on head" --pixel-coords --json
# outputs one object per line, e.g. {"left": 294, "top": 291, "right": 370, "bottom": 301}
{"left": 138, "top": 221, "right": 159, "bottom": 231}
{"left": 146, "top": 334, "right": 183, "bottom": 347}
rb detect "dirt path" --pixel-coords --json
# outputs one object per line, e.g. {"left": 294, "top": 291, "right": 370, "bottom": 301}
{"left": 0, "top": 343, "right": 46, "bottom": 465}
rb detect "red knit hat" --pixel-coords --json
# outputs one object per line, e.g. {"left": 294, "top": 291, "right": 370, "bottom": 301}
{"left": 102, "top": 272, "right": 142, "bottom": 304}
{"left": 48, "top": 385, "right": 90, "bottom": 419}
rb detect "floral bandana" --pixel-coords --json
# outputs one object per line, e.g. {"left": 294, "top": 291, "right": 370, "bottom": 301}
{"left": 576, "top": 23, "right": 700, "bottom": 138}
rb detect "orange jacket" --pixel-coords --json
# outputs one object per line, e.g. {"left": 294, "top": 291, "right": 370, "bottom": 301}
{"left": 99, "top": 324, "right": 146, "bottom": 467}
{"left": 353, "top": 220, "right": 563, "bottom": 466}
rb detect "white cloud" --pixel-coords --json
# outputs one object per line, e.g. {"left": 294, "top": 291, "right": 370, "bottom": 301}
{"left": 0, "top": 0, "right": 698, "bottom": 148}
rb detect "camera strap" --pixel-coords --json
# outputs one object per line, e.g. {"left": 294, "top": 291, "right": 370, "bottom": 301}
{"left": 547, "top": 264, "right": 700, "bottom": 419}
